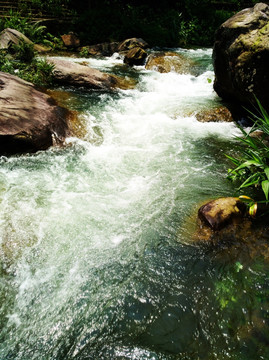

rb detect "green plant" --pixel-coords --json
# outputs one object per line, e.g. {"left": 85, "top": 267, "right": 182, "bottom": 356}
{"left": 0, "top": 10, "right": 47, "bottom": 42}
{"left": 0, "top": 10, "right": 29, "bottom": 33}
{"left": 11, "top": 40, "right": 35, "bottom": 62}
{"left": 0, "top": 48, "right": 54, "bottom": 87}
{"left": 79, "top": 47, "right": 89, "bottom": 58}
{"left": 25, "top": 21, "right": 47, "bottom": 43}
{"left": 226, "top": 99, "right": 269, "bottom": 204}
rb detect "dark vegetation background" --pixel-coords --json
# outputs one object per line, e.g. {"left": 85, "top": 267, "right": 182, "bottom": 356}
{"left": 31, "top": 0, "right": 263, "bottom": 46}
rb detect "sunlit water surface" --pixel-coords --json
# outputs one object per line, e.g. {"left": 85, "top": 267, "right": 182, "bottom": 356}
{"left": 0, "top": 48, "right": 269, "bottom": 360}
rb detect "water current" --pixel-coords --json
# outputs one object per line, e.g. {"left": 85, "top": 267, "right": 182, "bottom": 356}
{"left": 0, "top": 48, "right": 269, "bottom": 360}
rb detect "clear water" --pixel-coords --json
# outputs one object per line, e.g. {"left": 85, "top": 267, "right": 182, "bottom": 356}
{"left": 0, "top": 49, "right": 269, "bottom": 360}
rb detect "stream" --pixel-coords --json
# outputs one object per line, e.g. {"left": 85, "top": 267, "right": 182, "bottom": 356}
{"left": 0, "top": 48, "right": 269, "bottom": 360}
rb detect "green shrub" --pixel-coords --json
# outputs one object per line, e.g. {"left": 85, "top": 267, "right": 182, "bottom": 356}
{"left": 226, "top": 99, "right": 269, "bottom": 204}
{"left": 11, "top": 40, "right": 35, "bottom": 62}
{"left": 0, "top": 49, "right": 54, "bottom": 87}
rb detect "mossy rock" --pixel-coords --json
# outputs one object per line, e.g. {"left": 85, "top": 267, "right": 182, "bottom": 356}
{"left": 213, "top": 3, "right": 269, "bottom": 111}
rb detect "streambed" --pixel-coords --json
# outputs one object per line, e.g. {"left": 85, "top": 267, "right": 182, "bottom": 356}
{"left": 0, "top": 48, "right": 269, "bottom": 360}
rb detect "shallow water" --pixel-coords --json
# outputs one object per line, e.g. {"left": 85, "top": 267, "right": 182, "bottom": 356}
{"left": 0, "top": 49, "right": 269, "bottom": 360}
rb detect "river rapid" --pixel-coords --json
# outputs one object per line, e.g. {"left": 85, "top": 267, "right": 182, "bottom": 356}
{"left": 0, "top": 48, "right": 269, "bottom": 360}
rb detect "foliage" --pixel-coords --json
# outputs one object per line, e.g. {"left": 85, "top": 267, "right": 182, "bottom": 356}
{"left": 0, "top": 47, "right": 54, "bottom": 87}
{"left": 0, "top": 0, "right": 263, "bottom": 47}
{"left": 79, "top": 48, "right": 89, "bottom": 58}
{"left": 226, "top": 99, "right": 269, "bottom": 203}
{"left": 20, "top": 0, "right": 71, "bottom": 16}
{"left": 11, "top": 41, "right": 35, "bottom": 62}
{"left": 0, "top": 10, "right": 46, "bottom": 43}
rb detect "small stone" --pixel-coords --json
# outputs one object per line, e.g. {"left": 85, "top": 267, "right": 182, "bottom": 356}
{"left": 198, "top": 197, "right": 246, "bottom": 230}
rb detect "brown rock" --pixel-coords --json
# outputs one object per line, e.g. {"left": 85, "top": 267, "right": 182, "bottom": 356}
{"left": 196, "top": 106, "right": 234, "bottom": 122}
{"left": 48, "top": 57, "right": 134, "bottom": 90}
{"left": 123, "top": 47, "right": 147, "bottom": 66}
{"left": 145, "top": 52, "right": 194, "bottom": 74}
{"left": 0, "top": 72, "right": 70, "bottom": 154}
{"left": 118, "top": 37, "right": 149, "bottom": 52}
{"left": 198, "top": 197, "right": 246, "bottom": 230}
{"left": 61, "top": 32, "right": 80, "bottom": 48}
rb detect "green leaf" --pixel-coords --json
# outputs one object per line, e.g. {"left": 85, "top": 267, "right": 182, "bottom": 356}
{"left": 265, "top": 168, "right": 269, "bottom": 180}
{"left": 239, "top": 173, "right": 260, "bottom": 189}
{"left": 234, "top": 160, "right": 263, "bottom": 172}
{"left": 235, "top": 261, "right": 243, "bottom": 272}
{"left": 262, "top": 180, "right": 269, "bottom": 200}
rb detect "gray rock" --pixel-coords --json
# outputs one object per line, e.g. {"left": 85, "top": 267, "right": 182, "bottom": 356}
{"left": 0, "top": 27, "right": 49, "bottom": 53}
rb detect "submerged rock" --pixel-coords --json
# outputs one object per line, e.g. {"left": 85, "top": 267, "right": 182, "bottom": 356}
{"left": 213, "top": 3, "right": 269, "bottom": 111}
{"left": 48, "top": 57, "right": 134, "bottom": 90}
{"left": 145, "top": 52, "right": 194, "bottom": 74}
{"left": 0, "top": 71, "right": 71, "bottom": 155}
{"left": 195, "top": 106, "right": 233, "bottom": 123}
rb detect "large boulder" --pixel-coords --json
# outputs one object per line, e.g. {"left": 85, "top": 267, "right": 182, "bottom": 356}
{"left": 0, "top": 71, "right": 70, "bottom": 154}
{"left": 213, "top": 3, "right": 269, "bottom": 110}
{"left": 145, "top": 51, "right": 195, "bottom": 74}
{"left": 48, "top": 57, "right": 134, "bottom": 90}
{"left": 0, "top": 28, "right": 49, "bottom": 53}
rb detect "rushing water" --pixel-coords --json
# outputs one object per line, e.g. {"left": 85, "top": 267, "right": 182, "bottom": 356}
{"left": 0, "top": 49, "right": 269, "bottom": 360}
